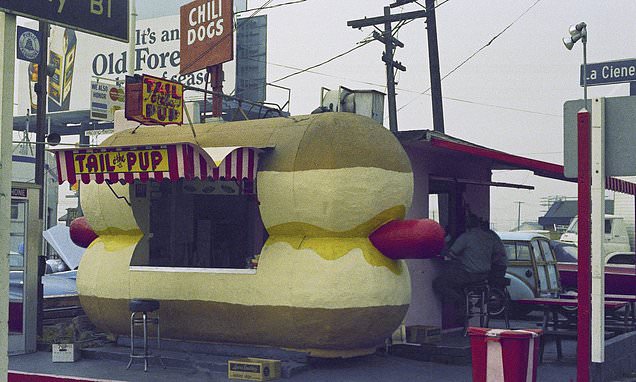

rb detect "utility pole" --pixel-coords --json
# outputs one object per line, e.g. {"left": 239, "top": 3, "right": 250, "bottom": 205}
{"left": 34, "top": 20, "right": 49, "bottom": 337}
{"left": 514, "top": 201, "right": 524, "bottom": 230}
{"left": 347, "top": 0, "right": 446, "bottom": 133}
{"left": 347, "top": 3, "right": 427, "bottom": 133}
{"left": 425, "top": 0, "right": 445, "bottom": 133}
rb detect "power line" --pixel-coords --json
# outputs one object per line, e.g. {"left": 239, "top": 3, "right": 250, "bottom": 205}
{"left": 395, "top": 0, "right": 544, "bottom": 113}
{"left": 270, "top": 0, "right": 451, "bottom": 84}
{"left": 271, "top": 38, "right": 375, "bottom": 84}
{"left": 257, "top": 0, "right": 556, "bottom": 119}
{"left": 256, "top": 56, "right": 561, "bottom": 117}
{"left": 238, "top": 0, "right": 308, "bottom": 13}
{"left": 441, "top": 95, "right": 560, "bottom": 117}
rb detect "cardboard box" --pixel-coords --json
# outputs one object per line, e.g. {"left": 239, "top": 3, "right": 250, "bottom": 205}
{"left": 52, "top": 343, "right": 80, "bottom": 362}
{"left": 406, "top": 325, "right": 441, "bottom": 344}
{"left": 228, "top": 358, "right": 281, "bottom": 381}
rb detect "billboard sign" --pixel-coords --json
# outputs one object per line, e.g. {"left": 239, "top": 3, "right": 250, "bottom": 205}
{"left": 564, "top": 96, "right": 636, "bottom": 177}
{"left": 581, "top": 58, "right": 636, "bottom": 86}
{"left": 236, "top": 15, "right": 266, "bottom": 102}
{"left": 72, "top": 148, "right": 169, "bottom": 175}
{"left": 180, "top": 0, "right": 234, "bottom": 75}
{"left": 0, "top": 0, "right": 129, "bottom": 42}
{"left": 125, "top": 74, "right": 183, "bottom": 126}
{"left": 90, "top": 80, "right": 125, "bottom": 121}
{"left": 14, "top": 15, "right": 238, "bottom": 118}
{"left": 141, "top": 75, "right": 184, "bottom": 125}
{"left": 16, "top": 26, "right": 41, "bottom": 63}
{"left": 48, "top": 28, "right": 77, "bottom": 112}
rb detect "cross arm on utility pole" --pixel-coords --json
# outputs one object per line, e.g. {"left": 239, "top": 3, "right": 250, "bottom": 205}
{"left": 382, "top": 53, "right": 406, "bottom": 72}
{"left": 372, "top": 30, "right": 404, "bottom": 48}
{"left": 347, "top": 9, "right": 427, "bottom": 29}
{"left": 390, "top": 0, "right": 418, "bottom": 8}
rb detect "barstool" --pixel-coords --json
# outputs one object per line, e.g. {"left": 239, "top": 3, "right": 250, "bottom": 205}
{"left": 488, "top": 276, "right": 512, "bottom": 329}
{"left": 127, "top": 299, "right": 163, "bottom": 372}
{"left": 463, "top": 280, "right": 490, "bottom": 335}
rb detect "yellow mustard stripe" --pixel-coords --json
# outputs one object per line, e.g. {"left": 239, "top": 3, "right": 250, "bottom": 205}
{"left": 265, "top": 236, "right": 402, "bottom": 275}
{"left": 266, "top": 205, "right": 406, "bottom": 237}
{"left": 89, "top": 229, "right": 143, "bottom": 251}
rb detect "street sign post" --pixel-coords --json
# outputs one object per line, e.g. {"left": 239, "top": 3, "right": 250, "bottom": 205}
{"left": 581, "top": 58, "right": 636, "bottom": 86}
{"left": 0, "top": 0, "right": 129, "bottom": 42}
{"left": 564, "top": 96, "right": 636, "bottom": 177}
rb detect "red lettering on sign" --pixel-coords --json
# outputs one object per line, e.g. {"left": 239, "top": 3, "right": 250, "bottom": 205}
{"left": 150, "top": 151, "right": 163, "bottom": 170}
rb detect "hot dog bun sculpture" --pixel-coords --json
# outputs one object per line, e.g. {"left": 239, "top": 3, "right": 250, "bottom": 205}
{"left": 77, "top": 113, "right": 444, "bottom": 357}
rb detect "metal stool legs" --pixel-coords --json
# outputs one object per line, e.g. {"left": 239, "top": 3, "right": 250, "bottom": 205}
{"left": 463, "top": 285, "right": 490, "bottom": 336}
{"left": 126, "top": 310, "right": 164, "bottom": 372}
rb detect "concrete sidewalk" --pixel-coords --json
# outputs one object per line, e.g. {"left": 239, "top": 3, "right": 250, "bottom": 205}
{"left": 9, "top": 346, "right": 577, "bottom": 382}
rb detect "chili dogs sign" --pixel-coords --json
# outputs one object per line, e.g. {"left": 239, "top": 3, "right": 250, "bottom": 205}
{"left": 180, "top": 0, "right": 234, "bottom": 75}
{"left": 73, "top": 148, "right": 169, "bottom": 174}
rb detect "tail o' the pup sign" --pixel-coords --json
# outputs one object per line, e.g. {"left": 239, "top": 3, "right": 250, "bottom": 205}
{"left": 180, "top": 0, "right": 234, "bottom": 75}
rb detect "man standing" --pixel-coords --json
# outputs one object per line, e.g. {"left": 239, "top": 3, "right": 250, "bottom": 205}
{"left": 433, "top": 214, "right": 496, "bottom": 317}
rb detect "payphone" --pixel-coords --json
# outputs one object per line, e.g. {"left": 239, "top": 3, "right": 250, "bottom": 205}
{"left": 9, "top": 182, "right": 40, "bottom": 354}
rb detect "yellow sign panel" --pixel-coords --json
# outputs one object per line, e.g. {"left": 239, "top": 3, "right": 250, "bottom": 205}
{"left": 73, "top": 149, "right": 169, "bottom": 174}
{"left": 141, "top": 75, "right": 184, "bottom": 125}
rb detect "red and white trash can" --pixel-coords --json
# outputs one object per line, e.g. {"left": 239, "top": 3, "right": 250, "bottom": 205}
{"left": 468, "top": 327, "right": 542, "bottom": 382}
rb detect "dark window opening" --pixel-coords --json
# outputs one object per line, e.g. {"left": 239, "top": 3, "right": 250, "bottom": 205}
{"left": 141, "top": 179, "right": 266, "bottom": 270}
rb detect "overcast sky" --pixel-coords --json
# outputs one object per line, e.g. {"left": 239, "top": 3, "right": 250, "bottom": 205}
{"left": 108, "top": 1, "right": 636, "bottom": 228}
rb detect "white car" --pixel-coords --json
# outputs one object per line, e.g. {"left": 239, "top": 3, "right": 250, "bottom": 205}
{"left": 498, "top": 232, "right": 561, "bottom": 305}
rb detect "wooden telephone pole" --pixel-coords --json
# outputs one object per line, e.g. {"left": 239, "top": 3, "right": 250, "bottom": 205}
{"left": 347, "top": 0, "right": 445, "bottom": 133}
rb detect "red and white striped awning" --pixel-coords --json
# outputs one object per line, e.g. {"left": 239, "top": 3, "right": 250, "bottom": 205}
{"left": 53, "top": 142, "right": 264, "bottom": 185}
{"left": 606, "top": 177, "right": 636, "bottom": 195}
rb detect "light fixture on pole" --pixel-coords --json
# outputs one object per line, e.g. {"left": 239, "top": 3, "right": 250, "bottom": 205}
{"left": 563, "top": 22, "right": 587, "bottom": 105}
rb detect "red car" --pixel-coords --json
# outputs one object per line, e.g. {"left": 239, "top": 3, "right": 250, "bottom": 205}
{"left": 554, "top": 240, "right": 636, "bottom": 295}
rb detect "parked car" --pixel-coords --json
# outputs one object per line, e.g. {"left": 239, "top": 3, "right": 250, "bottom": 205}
{"left": 498, "top": 232, "right": 561, "bottom": 307}
{"left": 556, "top": 245, "right": 636, "bottom": 295}
{"left": 559, "top": 214, "right": 631, "bottom": 256}
{"left": 606, "top": 252, "right": 636, "bottom": 265}
{"left": 550, "top": 240, "right": 578, "bottom": 263}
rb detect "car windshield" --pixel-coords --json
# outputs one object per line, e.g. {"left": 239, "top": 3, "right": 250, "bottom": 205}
{"left": 565, "top": 219, "right": 578, "bottom": 234}
{"left": 607, "top": 253, "right": 636, "bottom": 265}
{"left": 552, "top": 242, "right": 578, "bottom": 263}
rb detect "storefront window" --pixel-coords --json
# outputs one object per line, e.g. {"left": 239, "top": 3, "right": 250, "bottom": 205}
{"left": 133, "top": 179, "right": 266, "bottom": 270}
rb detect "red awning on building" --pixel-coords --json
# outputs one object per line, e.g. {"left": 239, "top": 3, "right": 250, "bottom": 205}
{"left": 429, "top": 135, "right": 636, "bottom": 195}
{"left": 53, "top": 142, "right": 264, "bottom": 185}
{"left": 398, "top": 130, "right": 636, "bottom": 196}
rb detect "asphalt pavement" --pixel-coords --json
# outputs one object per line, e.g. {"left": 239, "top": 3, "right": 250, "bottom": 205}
{"left": 9, "top": 346, "right": 578, "bottom": 382}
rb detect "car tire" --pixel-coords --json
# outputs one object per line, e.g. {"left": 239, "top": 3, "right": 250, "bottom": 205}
{"left": 560, "top": 287, "right": 578, "bottom": 316}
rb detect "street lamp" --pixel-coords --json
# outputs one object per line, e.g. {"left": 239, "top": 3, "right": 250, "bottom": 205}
{"left": 564, "top": 21, "right": 592, "bottom": 382}
{"left": 563, "top": 22, "right": 588, "bottom": 105}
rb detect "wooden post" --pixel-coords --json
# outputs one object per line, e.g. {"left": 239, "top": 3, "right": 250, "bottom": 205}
{"left": 208, "top": 65, "right": 223, "bottom": 118}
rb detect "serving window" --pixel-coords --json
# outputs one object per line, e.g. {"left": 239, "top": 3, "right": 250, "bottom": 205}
{"left": 131, "top": 178, "right": 266, "bottom": 271}
{"left": 51, "top": 142, "right": 269, "bottom": 272}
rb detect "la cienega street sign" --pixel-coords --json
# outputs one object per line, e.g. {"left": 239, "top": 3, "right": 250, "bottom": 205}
{"left": 0, "top": 0, "right": 129, "bottom": 42}
{"left": 581, "top": 58, "right": 636, "bottom": 86}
